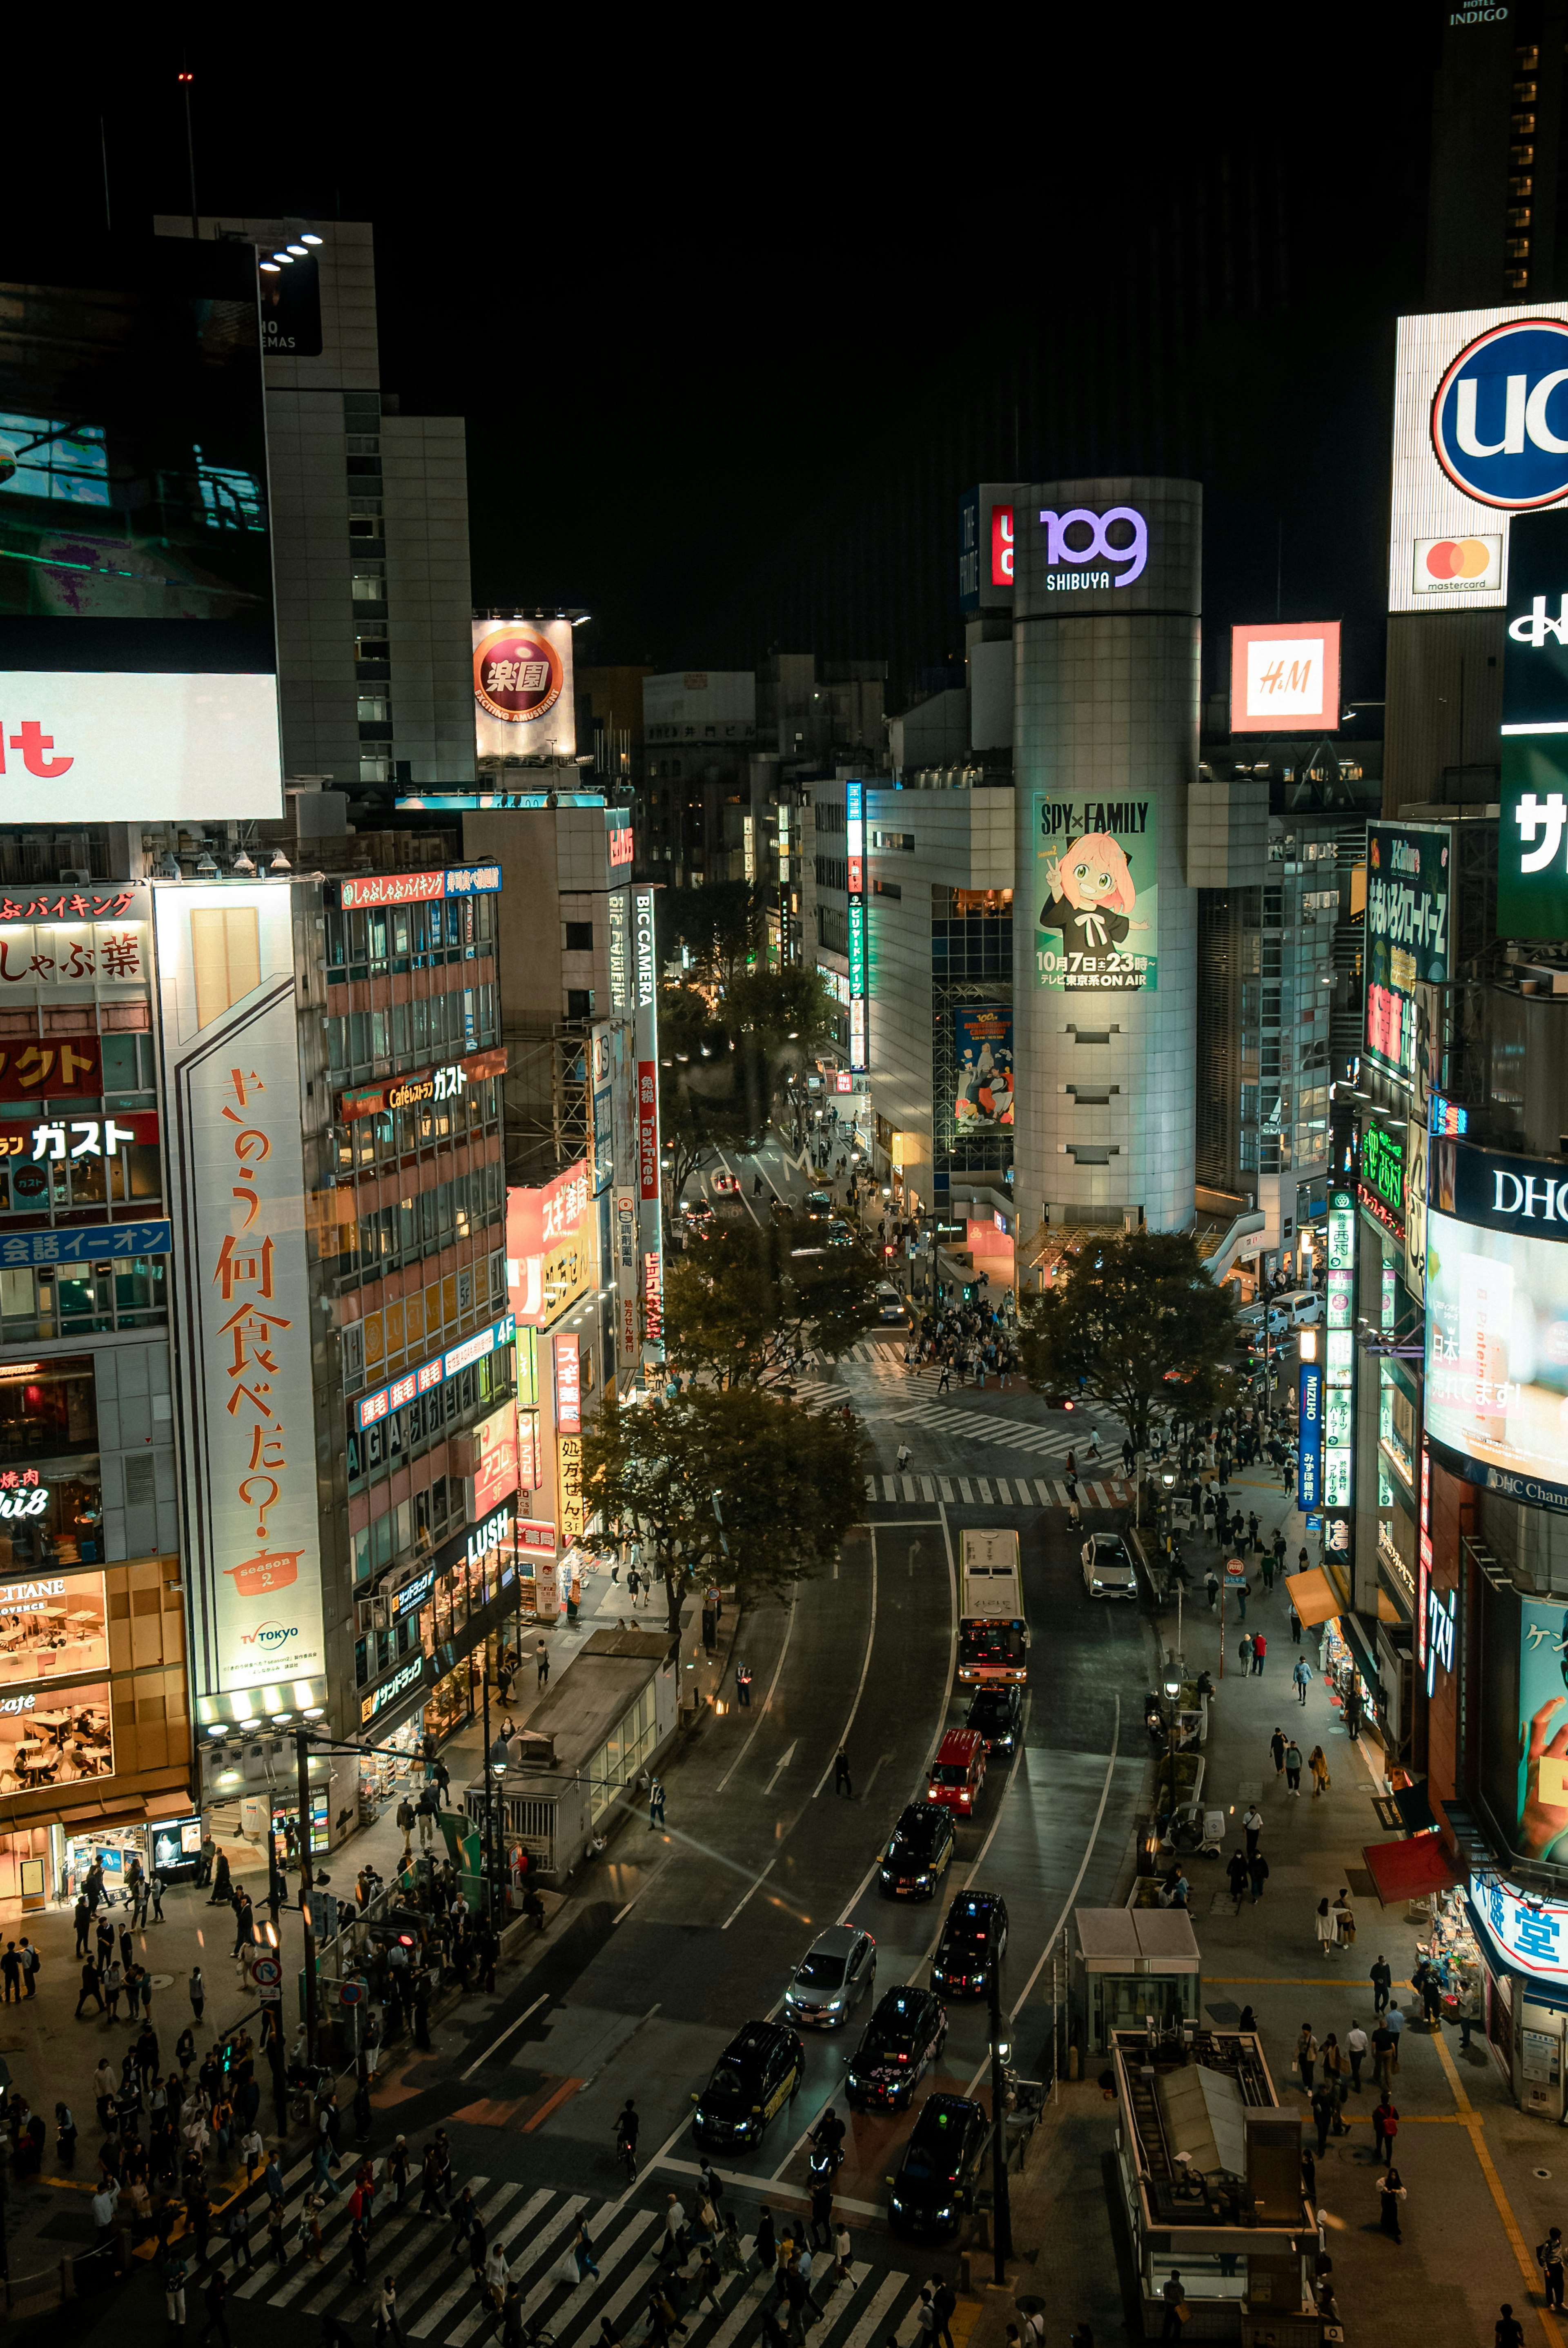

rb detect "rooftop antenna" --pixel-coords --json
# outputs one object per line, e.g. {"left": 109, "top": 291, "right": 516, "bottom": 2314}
{"left": 178, "top": 62, "right": 198, "bottom": 242}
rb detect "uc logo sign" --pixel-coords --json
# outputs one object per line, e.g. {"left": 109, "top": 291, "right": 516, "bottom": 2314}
{"left": 1432, "top": 319, "right": 1568, "bottom": 508}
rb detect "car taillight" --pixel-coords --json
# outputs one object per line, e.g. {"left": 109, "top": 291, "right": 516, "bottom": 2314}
{"left": 898, "top": 2053, "right": 908, "bottom": 2063}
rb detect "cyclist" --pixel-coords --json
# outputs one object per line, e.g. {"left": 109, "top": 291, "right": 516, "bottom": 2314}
{"left": 615, "top": 2097, "right": 639, "bottom": 2178}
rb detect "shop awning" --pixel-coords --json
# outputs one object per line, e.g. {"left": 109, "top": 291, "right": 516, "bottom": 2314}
{"left": 1362, "top": 1832, "right": 1463, "bottom": 1906}
{"left": 1286, "top": 1568, "right": 1340, "bottom": 1627}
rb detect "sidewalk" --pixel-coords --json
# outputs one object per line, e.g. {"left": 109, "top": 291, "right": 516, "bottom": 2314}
{"left": 966, "top": 1455, "right": 1568, "bottom": 2346}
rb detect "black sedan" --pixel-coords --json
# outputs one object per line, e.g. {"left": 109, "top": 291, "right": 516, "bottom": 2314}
{"left": 691, "top": 2020, "right": 804, "bottom": 2150}
{"left": 887, "top": 2094, "right": 990, "bottom": 2239}
{"left": 845, "top": 1985, "right": 947, "bottom": 2112}
{"left": 931, "top": 1890, "right": 1009, "bottom": 1998}
{"left": 878, "top": 1802, "right": 956, "bottom": 1900}
{"left": 964, "top": 1684, "right": 1023, "bottom": 1755}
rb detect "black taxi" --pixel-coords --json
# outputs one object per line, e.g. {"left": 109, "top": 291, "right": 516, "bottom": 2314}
{"left": 846, "top": 1984, "right": 947, "bottom": 2112}
{"left": 878, "top": 1802, "right": 956, "bottom": 1900}
{"left": 692, "top": 2018, "right": 804, "bottom": 2149}
{"left": 887, "top": 2093, "right": 990, "bottom": 2239}
{"left": 931, "top": 1889, "right": 1009, "bottom": 1998}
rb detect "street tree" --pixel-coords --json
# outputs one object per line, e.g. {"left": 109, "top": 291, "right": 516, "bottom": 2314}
{"left": 1018, "top": 1227, "right": 1239, "bottom": 1454}
{"left": 664, "top": 1211, "right": 884, "bottom": 1387}
{"left": 657, "top": 879, "right": 766, "bottom": 989}
{"left": 581, "top": 1385, "right": 868, "bottom": 1628}
{"left": 656, "top": 969, "right": 838, "bottom": 1201}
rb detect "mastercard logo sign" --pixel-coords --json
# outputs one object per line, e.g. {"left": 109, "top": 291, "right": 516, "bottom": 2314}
{"left": 1412, "top": 532, "right": 1502, "bottom": 594}
{"left": 1425, "top": 538, "right": 1493, "bottom": 579}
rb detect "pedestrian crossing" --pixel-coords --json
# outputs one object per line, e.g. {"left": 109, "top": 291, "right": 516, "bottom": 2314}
{"left": 218, "top": 2152, "right": 932, "bottom": 2346}
{"left": 864, "top": 1470, "right": 1128, "bottom": 1509}
{"left": 797, "top": 1377, "right": 1122, "bottom": 1464}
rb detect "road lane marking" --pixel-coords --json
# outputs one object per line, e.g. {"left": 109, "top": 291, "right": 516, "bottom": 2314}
{"left": 716, "top": 1588, "right": 799, "bottom": 1795}
{"left": 812, "top": 1528, "right": 880, "bottom": 1798}
{"left": 459, "top": 1992, "right": 550, "bottom": 2080}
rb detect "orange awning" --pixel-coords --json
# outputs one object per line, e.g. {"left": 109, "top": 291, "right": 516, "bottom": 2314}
{"left": 1362, "top": 1833, "right": 1463, "bottom": 1907}
{"left": 1286, "top": 1567, "right": 1340, "bottom": 1627}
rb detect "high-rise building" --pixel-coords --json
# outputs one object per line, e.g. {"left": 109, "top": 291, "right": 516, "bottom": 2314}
{"left": 154, "top": 215, "right": 477, "bottom": 794}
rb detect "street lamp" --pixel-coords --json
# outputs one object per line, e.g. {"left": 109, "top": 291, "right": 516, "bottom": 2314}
{"left": 1162, "top": 1656, "right": 1183, "bottom": 1818}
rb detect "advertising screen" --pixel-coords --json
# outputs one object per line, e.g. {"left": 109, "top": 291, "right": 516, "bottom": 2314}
{"left": 1389, "top": 303, "right": 1568, "bottom": 615}
{"left": 1364, "top": 823, "right": 1450, "bottom": 1088}
{"left": 1510, "top": 1600, "right": 1568, "bottom": 1865}
{"left": 0, "top": 236, "right": 282, "bottom": 819}
{"left": 473, "top": 617, "right": 575, "bottom": 762}
{"left": 1229, "top": 622, "right": 1341, "bottom": 732}
{"left": 952, "top": 1007, "right": 1014, "bottom": 1129}
{"left": 1358, "top": 1121, "right": 1406, "bottom": 1238}
{"left": 1032, "top": 793, "right": 1157, "bottom": 990}
{"left": 506, "top": 1162, "right": 591, "bottom": 1328}
{"left": 1499, "top": 733, "right": 1568, "bottom": 940}
{"left": 958, "top": 483, "right": 1020, "bottom": 613}
{"left": 1425, "top": 1145, "right": 1568, "bottom": 1511}
{"left": 1502, "top": 508, "right": 1568, "bottom": 736}
{"left": 157, "top": 884, "right": 326, "bottom": 1693}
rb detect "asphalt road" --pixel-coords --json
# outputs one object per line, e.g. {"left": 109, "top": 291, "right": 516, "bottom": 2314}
{"left": 100, "top": 1136, "right": 1159, "bottom": 2346}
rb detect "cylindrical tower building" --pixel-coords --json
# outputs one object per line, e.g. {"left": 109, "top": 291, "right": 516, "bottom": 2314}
{"left": 1012, "top": 477, "right": 1200, "bottom": 1239}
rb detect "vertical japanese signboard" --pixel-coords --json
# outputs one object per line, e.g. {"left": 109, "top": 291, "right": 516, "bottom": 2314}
{"left": 1298, "top": 1362, "right": 1324, "bottom": 1510}
{"left": 156, "top": 883, "right": 325, "bottom": 1694}
{"left": 553, "top": 1334, "right": 581, "bottom": 1433}
{"left": 1325, "top": 1187, "right": 1356, "bottom": 1531}
{"left": 633, "top": 887, "right": 664, "bottom": 1377}
{"left": 846, "top": 780, "right": 867, "bottom": 1072}
{"left": 1364, "top": 824, "right": 1450, "bottom": 1089}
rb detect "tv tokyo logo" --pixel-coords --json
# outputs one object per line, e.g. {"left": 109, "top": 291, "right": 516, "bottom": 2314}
{"left": 1432, "top": 319, "right": 1568, "bottom": 509}
{"left": 1038, "top": 506, "right": 1147, "bottom": 587}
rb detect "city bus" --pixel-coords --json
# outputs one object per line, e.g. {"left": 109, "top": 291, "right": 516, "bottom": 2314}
{"left": 958, "top": 1527, "right": 1028, "bottom": 1684}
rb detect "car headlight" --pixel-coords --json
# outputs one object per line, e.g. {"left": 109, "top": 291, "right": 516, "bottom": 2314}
{"left": 694, "top": 2107, "right": 706, "bottom": 2125}
{"left": 935, "top": 2205, "right": 953, "bottom": 2220}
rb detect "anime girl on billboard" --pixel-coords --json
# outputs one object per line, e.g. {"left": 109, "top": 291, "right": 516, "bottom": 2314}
{"left": 1040, "top": 832, "right": 1149, "bottom": 955}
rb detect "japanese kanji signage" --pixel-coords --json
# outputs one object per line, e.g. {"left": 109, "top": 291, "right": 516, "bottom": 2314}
{"left": 638, "top": 1063, "right": 659, "bottom": 1201}
{"left": 0, "top": 906, "right": 146, "bottom": 993}
{"left": 328, "top": 866, "right": 502, "bottom": 912}
{"left": 0, "top": 1221, "right": 170, "bottom": 1266}
{"left": 472, "top": 618, "right": 575, "bottom": 762}
{"left": 506, "top": 1164, "right": 592, "bottom": 1329}
{"left": 157, "top": 885, "right": 326, "bottom": 1693}
{"left": 336, "top": 1044, "right": 507, "bottom": 1125}
{"left": 554, "top": 1334, "right": 581, "bottom": 1433}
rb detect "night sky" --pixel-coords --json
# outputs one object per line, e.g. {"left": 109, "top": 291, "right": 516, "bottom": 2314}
{"left": 7, "top": 17, "right": 1438, "bottom": 710}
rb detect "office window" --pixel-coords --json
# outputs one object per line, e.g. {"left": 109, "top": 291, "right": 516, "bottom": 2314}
{"left": 564, "top": 922, "right": 594, "bottom": 952}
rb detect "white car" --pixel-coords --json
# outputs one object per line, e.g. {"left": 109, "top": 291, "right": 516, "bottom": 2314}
{"left": 1081, "top": 1532, "right": 1138, "bottom": 1599}
{"left": 782, "top": 1924, "right": 876, "bottom": 2027}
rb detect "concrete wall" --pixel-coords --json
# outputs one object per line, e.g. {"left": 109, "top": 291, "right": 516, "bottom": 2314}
{"left": 1012, "top": 478, "right": 1200, "bottom": 1234}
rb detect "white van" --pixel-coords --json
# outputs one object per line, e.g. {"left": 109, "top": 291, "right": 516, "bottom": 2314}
{"left": 1274, "top": 1288, "right": 1321, "bottom": 1329}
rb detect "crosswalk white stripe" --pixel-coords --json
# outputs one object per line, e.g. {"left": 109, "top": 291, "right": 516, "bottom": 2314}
{"left": 445, "top": 2199, "right": 649, "bottom": 2346}
{"left": 810, "top": 2262, "right": 881, "bottom": 2343}
{"left": 838, "top": 2270, "right": 913, "bottom": 2348}
{"left": 243, "top": 2161, "right": 470, "bottom": 2305}
{"left": 938, "top": 1477, "right": 953, "bottom": 1500}
{"left": 505, "top": 2194, "right": 606, "bottom": 2332}
{"left": 958, "top": 1478, "right": 973, "bottom": 1501}
{"left": 698, "top": 2249, "right": 768, "bottom": 2348}
{"left": 977, "top": 1477, "right": 993, "bottom": 1501}
{"left": 302, "top": 2177, "right": 530, "bottom": 2315}
{"left": 1034, "top": 1478, "right": 1052, "bottom": 1504}
{"left": 919, "top": 1477, "right": 934, "bottom": 1501}
{"left": 413, "top": 2189, "right": 586, "bottom": 2335}
{"left": 901, "top": 1476, "right": 916, "bottom": 1500}
{"left": 592, "top": 2213, "right": 713, "bottom": 2335}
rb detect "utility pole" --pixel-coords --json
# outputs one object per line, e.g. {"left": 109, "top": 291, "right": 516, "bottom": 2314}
{"left": 297, "top": 1724, "right": 318, "bottom": 2070}
{"left": 987, "top": 1964, "right": 1013, "bottom": 2283}
{"left": 177, "top": 67, "right": 199, "bottom": 243}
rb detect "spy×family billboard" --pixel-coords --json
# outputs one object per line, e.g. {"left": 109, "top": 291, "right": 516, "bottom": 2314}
{"left": 1032, "top": 795, "right": 1158, "bottom": 990}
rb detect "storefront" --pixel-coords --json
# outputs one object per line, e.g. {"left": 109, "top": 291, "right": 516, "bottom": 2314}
{"left": 1467, "top": 1871, "right": 1568, "bottom": 2119}
{"left": 356, "top": 1500, "right": 523, "bottom": 1748}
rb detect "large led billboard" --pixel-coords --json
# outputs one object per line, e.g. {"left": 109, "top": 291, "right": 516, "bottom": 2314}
{"left": 1229, "top": 622, "right": 1340, "bottom": 732}
{"left": 1032, "top": 793, "right": 1158, "bottom": 991}
{"left": 473, "top": 617, "right": 576, "bottom": 762}
{"left": 0, "top": 237, "right": 282, "bottom": 819}
{"left": 1425, "top": 1138, "right": 1568, "bottom": 1513}
{"left": 1389, "top": 304, "right": 1568, "bottom": 614}
{"left": 1364, "top": 822, "right": 1450, "bottom": 1089}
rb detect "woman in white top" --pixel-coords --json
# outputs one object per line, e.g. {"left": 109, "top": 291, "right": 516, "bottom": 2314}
{"left": 1315, "top": 1897, "right": 1338, "bottom": 1956}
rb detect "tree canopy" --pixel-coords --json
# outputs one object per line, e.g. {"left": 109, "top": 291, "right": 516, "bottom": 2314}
{"left": 657, "top": 969, "right": 838, "bottom": 1200}
{"left": 656, "top": 879, "right": 766, "bottom": 990}
{"left": 1018, "top": 1227, "right": 1239, "bottom": 1452}
{"left": 581, "top": 1385, "right": 868, "bottom": 1625}
{"left": 663, "top": 1210, "right": 884, "bottom": 1387}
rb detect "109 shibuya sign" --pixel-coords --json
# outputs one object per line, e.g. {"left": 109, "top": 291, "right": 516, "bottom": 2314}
{"left": 1038, "top": 506, "right": 1147, "bottom": 589}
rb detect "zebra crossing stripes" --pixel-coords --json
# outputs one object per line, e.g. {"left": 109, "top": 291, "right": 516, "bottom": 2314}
{"left": 220, "top": 2173, "right": 932, "bottom": 2348}
{"left": 869, "top": 1472, "right": 1126, "bottom": 1509}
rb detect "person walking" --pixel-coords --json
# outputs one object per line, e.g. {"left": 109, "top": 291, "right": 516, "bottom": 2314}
{"left": 189, "top": 1967, "right": 205, "bottom": 2025}
{"left": 1307, "top": 1744, "right": 1330, "bottom": 1798}
{"left": 1315, "top": 1898, "right": 1338, "bottom": 1958}
{"left": 1296, "top": 2023, "right": 1318, "bottom": 2091}
{"left": 1238, "top": 1631, "right": 1254, "bottom": 1673}
{"left": 1270, "top": 1727, "right": 1286, "bottom": 1780}
{"left": 1247, "top": 1849, "right": 1270, "bottom": 1904}
{"left": 1284, "top": 1739, "right": 1303, "bottom": 1796}
{"left": 536, "top": 1638, "right": 550, "bottom": 1688}
{"left": 1292, "top": 1655, "right": 1312, "bottom": 1707}
{"left": 1538, "top": 2229, "right": 1568, "bottom": 2312}
{"left": 1160, "top": 2270, "right": 1188, "bottom": 2339}
{"left": 1379, "top": 2167, "right": 1407, "bottom": 2242}
{"left": 1347, "top": 2021, "right": 1369, "bottom": 2092}
{"left": 1252, "top": 1631, "right": 1267, "bottom": 1675}
{"left": 1242, "top": 1803, "right": 1263, "bottom": 1858}
{"left": 1225, "top": 1850, "right": 1249, "bottom": 1912}
{"left": 74, "top": 1955, "right": 104, "bottom": 2018}
{"left": 198, "top": 2267, "right": 232, "bottom": 2348}
{"left": 833, "top": 1748, "right": 853, "bottom": 1798}
{"left": 735, "top": 1663, "right": 752, "bottom": 1709}
{"left": 1334, "top": 1889, "right": 1356, "bottom": 1952}
{"left": 1372, "top": 2092, "right": 1399, "bottom": 2164}
{"left": 648, "top": 1775, "right": 667, "bottom": 1829}
{"left": 1310, "top": 2081, "right": 1334, "bottom": 2158}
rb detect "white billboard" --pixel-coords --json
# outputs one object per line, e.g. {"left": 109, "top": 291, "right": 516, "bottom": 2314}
{"left": 156, "top": 883, "right": 326, "bottom": 1693}
{"left": 1390, "top": 304, "right": 1568, "bottom": 613}
{"left": 0, "top": 672, "right": 283, "bottom": 821}
{"left": 473, "top": 617, "right": 575, "bottom": 762}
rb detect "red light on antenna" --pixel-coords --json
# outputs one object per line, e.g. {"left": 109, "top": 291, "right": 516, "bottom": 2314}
{"left": 178, "top": 69, "right": 194, "bottom": 82}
